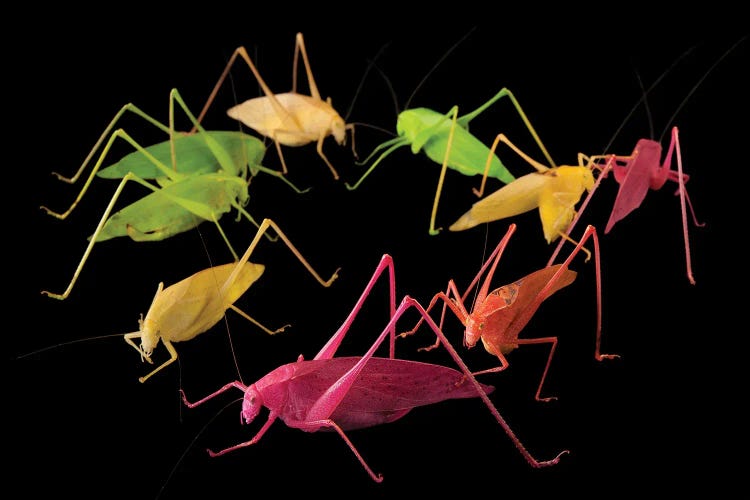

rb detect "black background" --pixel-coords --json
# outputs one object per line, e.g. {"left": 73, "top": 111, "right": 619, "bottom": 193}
{"left": 9, "top": 7, "right": 748, "bottom": 498}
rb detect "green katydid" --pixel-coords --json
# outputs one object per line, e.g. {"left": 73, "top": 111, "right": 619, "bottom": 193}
{"left": 41, "top": 88, "right": 308, "bottom": 300}
{"left": 343, "top": 31, "right": 555, "bottom": 235}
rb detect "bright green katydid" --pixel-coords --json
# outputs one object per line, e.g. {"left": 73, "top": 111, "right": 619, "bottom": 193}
{"left": 345, "top": 86, "right": 555, "bottom": 236}
{"left": 41, "top": 88, "right": 309, "bottom": 300}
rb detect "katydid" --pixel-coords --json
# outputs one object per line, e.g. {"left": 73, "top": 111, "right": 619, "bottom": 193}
{"left": 448, "top": 131, "right": 600, "bottom": 244}
{"left": 41, "top": 88, "right": 307, "bottom": 300}
{"left": 551, "top": 129, "right": 701, "bottom": 285}
{"left": 181, "top": 254, "right": 567, "bottom": 484}
{"left": 547, "top": 37, "right": 747, "bottom": 284}
{"left": 121, "top": 218, "right": 338, "bottom": 383}
{"left": 344, "top": 30, "right": 555, "bottom": 235}
{"left": 401, "top": 223, "right": 618, "bottom": 402}
{"left": 450, "top": 39, "right": 744, "bottom": 251}
{"left": 193, "top": 32, "right": 355, "bottom": 180}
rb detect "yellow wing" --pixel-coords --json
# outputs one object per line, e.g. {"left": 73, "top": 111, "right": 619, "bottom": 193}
{"left": 449, "top": 172, "right": 550, "bottom": 231}
{"left": 150, "top": 262, "right": 265, "bottom": 342}
{"left": 538, "top": 166, "right": 595, "bottom": 243}
{"left": 228, "top": 93, "right": 341, "bottom": 147}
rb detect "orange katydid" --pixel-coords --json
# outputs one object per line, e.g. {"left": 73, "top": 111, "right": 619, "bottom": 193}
{"left": 401, "top": 223, "right": 618, "bottom": 402}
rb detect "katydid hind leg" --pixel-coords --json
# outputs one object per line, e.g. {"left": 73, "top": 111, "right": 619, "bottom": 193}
{"left": 313, "top": 294, "right": 567, "bottom": 470}
{"left": 556, "top": 226, "right": 619, "bottom": 361}
{"left": 400, "top": 296, "right": 569, "bottom": 467}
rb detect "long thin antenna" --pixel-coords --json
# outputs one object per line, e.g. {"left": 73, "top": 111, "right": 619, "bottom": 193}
{"left": 658, "top": 35, "right": 748, "bottom": 143}
{"left": 600, "top": 36, "right": 747, "bottom": 152}
{"left": 599, "top": 44, "right": 698, "bottom": 153}
{"left": 344, "top": 41, "right": 392, "bottom": 122}
{"left": 15, "top": 333, "right": 124, "bottom": 359}
{"left": 634, "top": 70, "right": 655, "bottom": 140}
{"left": 404, "top": 26, "right": 478, "bottom": 111}
{"left": 154, "top": 398, "right": 242, "bottom": 500}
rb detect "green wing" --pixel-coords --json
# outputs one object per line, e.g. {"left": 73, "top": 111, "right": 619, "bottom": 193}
{"left": 97, "top": 131, "right": 265, "bottom": 180}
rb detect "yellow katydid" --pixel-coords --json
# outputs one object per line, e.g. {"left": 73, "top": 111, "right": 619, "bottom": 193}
{"left": 122, "top": 218, "right": 339, "bottom": 383}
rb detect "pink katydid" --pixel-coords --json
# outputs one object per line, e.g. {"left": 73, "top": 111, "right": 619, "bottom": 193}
{"left": 180, "top": 253, "right": 568, "bottom": 483}
{"left": 546, "top": 127, "right": 702, "bottom": 283}
{"left": 400, "top": 223, "right": 618, "bottom": 402}
{"left": 548, "top": 37, "right": 747, "bottom": 284}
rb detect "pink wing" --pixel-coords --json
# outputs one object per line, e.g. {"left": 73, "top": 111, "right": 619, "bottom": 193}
{"left": 606, "top": 139, "right": 662, "bottom": 233}
{"left": 282, "top": 357, "right": 494, "bottom": 431}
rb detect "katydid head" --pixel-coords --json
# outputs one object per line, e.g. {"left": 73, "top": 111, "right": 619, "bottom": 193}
{"left": 329, "top": 112, "right": 347, "bottom": 146}
{"left": 241, "top": 362, "right": 295, "bottom": 424}
{"left": 133, "top": 282, "right": 165, "bottom": 362}
{"left": 464, "top": 315, "right": 483, "bottom": 348}
{"left": 241, "top": 385, "right": 263, "bottom": 425}
{"left": 137, "top": 313, "right": 160, "bottom": 361}
{"left": 464, "top": 283, "right": 520, "bottom": 348}
{"left": 395, "top": 108, "right": 431, "bottom": 153}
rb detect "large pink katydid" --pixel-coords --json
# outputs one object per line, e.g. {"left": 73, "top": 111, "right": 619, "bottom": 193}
{"left": 180, "top": 254, "right": 568, "bottom": 483}
{"left": 401, "top": 223, "right": 618, "bottom": 402}
{"left": 548, "top": 37, "right": 747, "bottom": 284}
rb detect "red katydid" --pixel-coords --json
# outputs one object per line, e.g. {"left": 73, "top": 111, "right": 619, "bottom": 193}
{"left": 547, "top": 37, "right": 747, "bottom": 284}
{"left": 180, "top": 253, "right": 568, "bottom": 483}
{"left": 551, "top": 128, "right": 700, "bottom": 284}
{"left": 400, "top": 223, "right": 618, "bottom": 402}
